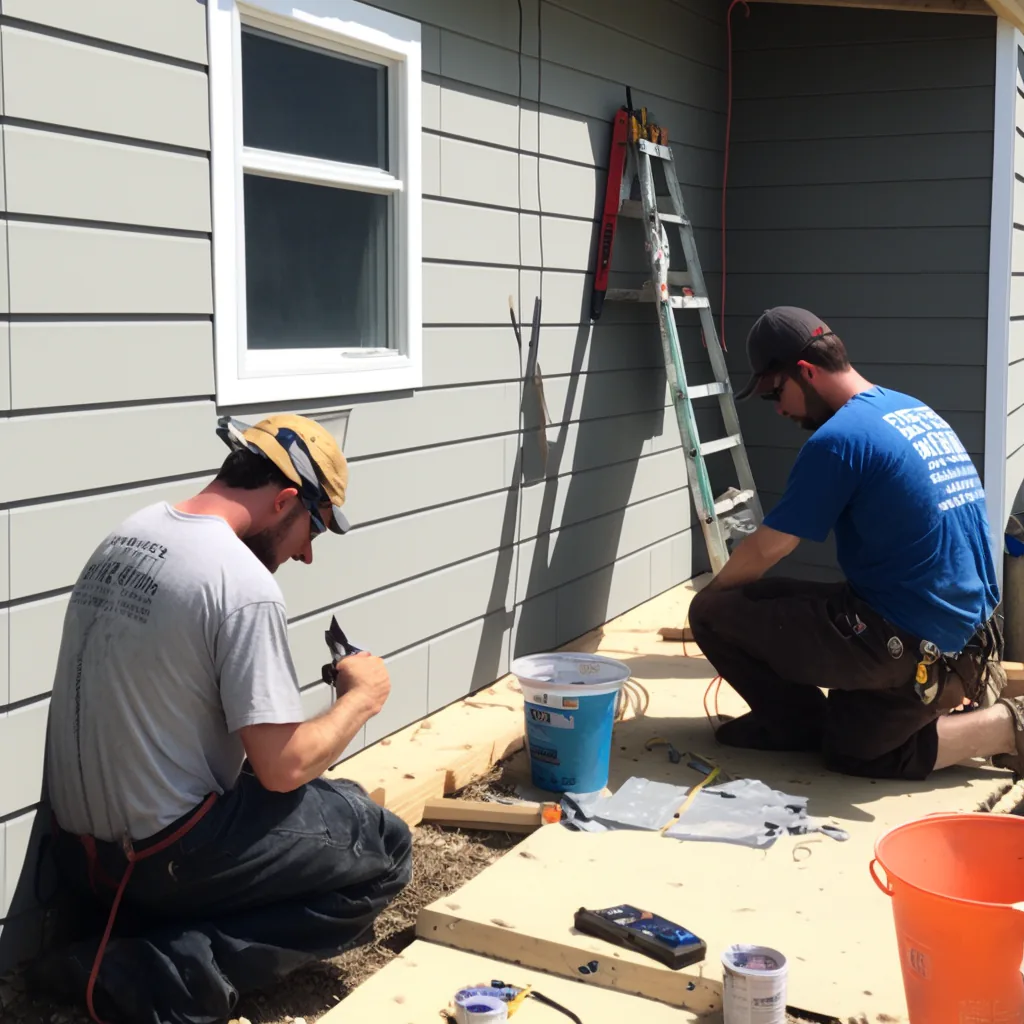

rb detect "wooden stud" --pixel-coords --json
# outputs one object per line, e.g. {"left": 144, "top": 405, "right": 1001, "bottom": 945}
{"left": 421, "top": 797, "right": 559, "bottom": 833}
{"left": 657, "top": 626, "right": 694, "bottom": 643}
{"left": 1002, "top": 661, "right": 1024, "bottom": 682}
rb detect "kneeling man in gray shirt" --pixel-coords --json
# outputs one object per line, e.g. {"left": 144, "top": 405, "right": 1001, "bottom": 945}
{"left": 31, "top": 413, "right": 411, "bottom": 1024}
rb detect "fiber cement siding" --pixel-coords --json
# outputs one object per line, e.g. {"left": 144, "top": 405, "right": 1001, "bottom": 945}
{"left": 726, "top": 3, "right": 996, "bottom": 581}
{"left": 0, "top": 0, "right": 721, "bottom": 964}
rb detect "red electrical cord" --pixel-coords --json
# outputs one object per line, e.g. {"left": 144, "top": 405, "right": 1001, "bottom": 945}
{"left": 720, "top": 0, "right": 750, "bottom": 352}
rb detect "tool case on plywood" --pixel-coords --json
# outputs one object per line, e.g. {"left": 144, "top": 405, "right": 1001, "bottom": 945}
{"left": 591, "top": 94, "right": 763, "bottom": 574}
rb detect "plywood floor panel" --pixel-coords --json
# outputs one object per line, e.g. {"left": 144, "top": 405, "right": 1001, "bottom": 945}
{"left": 414, "top": 581, "right": 1009, "bottom": 1022}
{"left": 318, "top": 940, "right": 703, "bottom": 1024}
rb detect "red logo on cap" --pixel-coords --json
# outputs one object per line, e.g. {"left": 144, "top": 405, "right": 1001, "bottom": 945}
{"left": 812, "top": 327, "right": 824, "bottom": 336}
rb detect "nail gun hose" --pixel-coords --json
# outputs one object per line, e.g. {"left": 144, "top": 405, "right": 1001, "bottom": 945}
{"left": 530, "top": 991, "right": 584, "bottom": 1024}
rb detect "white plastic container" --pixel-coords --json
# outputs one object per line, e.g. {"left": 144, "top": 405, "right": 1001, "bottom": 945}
{"left": 721, "top": 944, "right": 788, "bottom": 1024}
{"left": 454, "top": 994, "right": 507, "bottom": 1023}
{"left": 510, "top": 652, "right": 631, "bottom": 793}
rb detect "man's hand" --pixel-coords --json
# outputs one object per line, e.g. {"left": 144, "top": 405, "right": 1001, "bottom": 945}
{"left": 333, "top": 651, "right": 391, "bottom": 716}
{"left": 240, "top": 651, "right": 391, "bottom": 794}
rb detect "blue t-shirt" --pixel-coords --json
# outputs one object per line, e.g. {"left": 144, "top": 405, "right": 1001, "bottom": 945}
{"left": 763, "top": 386, "right": 999, "bottom": 652}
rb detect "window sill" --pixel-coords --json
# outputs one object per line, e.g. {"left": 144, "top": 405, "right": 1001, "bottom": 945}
{"left": 215, "top": 356, "right": 421, "bottom": 405}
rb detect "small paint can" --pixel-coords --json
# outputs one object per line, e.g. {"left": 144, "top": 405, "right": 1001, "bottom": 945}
{"left": 721, "top": 944, "right": 788, "bottom": 1024}
{"left": 453, "top": 993, "right": 508, "bottom": 1024}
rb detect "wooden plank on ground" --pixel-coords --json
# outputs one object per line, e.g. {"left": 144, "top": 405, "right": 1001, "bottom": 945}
{"left": 421, "top": 797, "right": 559, "bottom": 833}
{"left": 317, "top": 940, "right": 703, "bottom": 1024}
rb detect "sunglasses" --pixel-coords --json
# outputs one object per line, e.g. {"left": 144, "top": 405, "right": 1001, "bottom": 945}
{"left": 273, "top": 426, "right": 331, "bottom": 536}
{"left": 760, "top": 377, "right": 785, "bottom": 403}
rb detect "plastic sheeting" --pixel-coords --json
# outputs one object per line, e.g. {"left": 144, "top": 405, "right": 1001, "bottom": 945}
{"left": 560, "top": 776, "right": 849, "bottom": 849}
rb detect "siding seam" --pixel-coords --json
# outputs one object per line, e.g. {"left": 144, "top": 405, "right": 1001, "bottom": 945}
{"left": 426, "top": 123, "right": 722, "bottom": 163}
{"left": 726, "top": 176, "right": 993, "bottom": 189}
{"left": 432, "top": 29, "right": 725, "bottom": 115}
{"left": 0, "top": 16, "right": 208, "bottom": 72}
{"left": 1, "top": 117, "right": 211, "bottom": 159}
{"left": 1, "top": 213, "right": 209, "bottom": 241}
{"left": 3, "top": 394, "right": 215, "bottom": 419}
{"left": 0, "top": 692, "right": 47, "bottom": 714}
{"left": 0, "top": 803, "right": 38, "bottom": 827}
{"left": 735, "top": 82, "right": 997, "bottom": 102}
{"left": 734, "top": 32, "right": 995, "bottom": 58}
{"left": 733, "top": 128, "right": 996, "bottom": 144}
{"left": 6, "top": 313, "right": 212, "bottom": 323}
{"left": 540, "top": 0, "right": 725, "bottom": 71}
{"left": 0, "top": 469, "right": 216, "bottom": 512}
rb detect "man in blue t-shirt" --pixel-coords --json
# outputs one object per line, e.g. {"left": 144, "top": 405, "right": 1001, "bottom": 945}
{"left": 688, "top": 306, "right": 1020, "bottom": 780}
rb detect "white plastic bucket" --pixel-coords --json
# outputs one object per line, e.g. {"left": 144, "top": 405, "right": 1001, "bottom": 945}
{"left": 454, "top": 994, "right": 507, "bottom": 1023}
{"left": 511, "top": 652, "right": 630, "bottom": 794}
{"left": 721, "top": 944, "right": 788, "bottom": 1024}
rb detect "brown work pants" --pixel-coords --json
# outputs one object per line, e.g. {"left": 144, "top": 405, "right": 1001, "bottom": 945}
{"left": 687, "top": 578, "right": 946, "bottom": 780}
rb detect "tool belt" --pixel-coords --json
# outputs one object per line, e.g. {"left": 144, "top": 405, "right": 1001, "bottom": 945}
{"left": 913, "top": 612, "right": 1005, "bottom": 711}
{"left": 67, "top": 793, "right": 218, "bottom": 1024}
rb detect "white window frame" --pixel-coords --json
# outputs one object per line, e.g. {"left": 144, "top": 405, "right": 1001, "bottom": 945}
{"left": 208, "top": 0, "right": 422, "bottom": 406}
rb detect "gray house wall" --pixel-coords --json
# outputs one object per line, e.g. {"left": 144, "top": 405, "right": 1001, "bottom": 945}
{"left": 0, "top": 0, "right": 723, "bottom": 965}
{"left": 724, "top": 3, "right": 997, "bottom": 580}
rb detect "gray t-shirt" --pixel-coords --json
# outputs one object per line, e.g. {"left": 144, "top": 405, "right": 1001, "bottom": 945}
{"left": 46, "top": 502, "right": 306, "bottom": 842}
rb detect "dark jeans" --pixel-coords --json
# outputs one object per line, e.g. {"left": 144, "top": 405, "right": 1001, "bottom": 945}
{"left": 688, "top": 578, "right": 945, "bottom": 780}
{"left": 33, "top": 771, "right": 412, "bottom": 1024}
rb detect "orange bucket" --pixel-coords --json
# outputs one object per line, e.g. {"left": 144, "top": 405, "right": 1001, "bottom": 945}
{"left": 870, "top": 812, "right": 1024, "bottom": 1023}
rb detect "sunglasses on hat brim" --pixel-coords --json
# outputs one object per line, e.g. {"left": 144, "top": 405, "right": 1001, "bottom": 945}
{"left": 216, "top": 417, "right": 350, "bottom": 536}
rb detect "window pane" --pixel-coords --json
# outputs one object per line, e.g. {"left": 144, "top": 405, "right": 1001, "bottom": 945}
{"left": 243, "top": 174, "right": 389, "bottom": 351}
{"left": 241, "top": 29, "right": 388, "bottom": 169}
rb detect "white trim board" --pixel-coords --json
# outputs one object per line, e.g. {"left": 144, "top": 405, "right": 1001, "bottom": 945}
{"left": 984, "top": 17, "right": 1020, "bottom": 590}
{"left": 207, "top": 0, "right": 423, "bottom": 406}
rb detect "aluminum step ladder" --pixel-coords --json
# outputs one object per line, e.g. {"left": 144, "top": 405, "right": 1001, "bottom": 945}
{"left": 601, "top": 133, "right": 763, "bottom": 574}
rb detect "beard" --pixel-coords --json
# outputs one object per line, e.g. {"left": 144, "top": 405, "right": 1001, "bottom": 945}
{"left": 794, "top": 378, "right": 834, "bottom": 432}
{"left": 243, "top": 503, "right": 303, "bottom": 572}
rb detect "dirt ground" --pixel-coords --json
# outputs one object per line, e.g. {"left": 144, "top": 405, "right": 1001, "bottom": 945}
{"left": 4, "top": 759, "right": 1006, "bottom": 1024}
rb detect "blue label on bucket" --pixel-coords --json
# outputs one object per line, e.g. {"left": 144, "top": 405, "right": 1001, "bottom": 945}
{"left": 524, "top": 689, "right": 618, "bottom": 793}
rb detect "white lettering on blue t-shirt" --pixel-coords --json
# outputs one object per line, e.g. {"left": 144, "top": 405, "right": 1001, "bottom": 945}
{"left": 882, "top": 407, "right": 986, "bottom": 512}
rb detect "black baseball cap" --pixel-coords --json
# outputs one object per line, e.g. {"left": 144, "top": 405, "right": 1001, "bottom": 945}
{"left": 734, "top": 306, "right": 837, "bottom": 400}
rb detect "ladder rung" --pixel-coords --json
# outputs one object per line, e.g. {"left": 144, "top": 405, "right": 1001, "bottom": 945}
{"left": 688, "top": 382, "right": 728, "bottom": 400}
{"left": 618, "top": 200, "right": 684, "bottom": 225}
{"left": 700, "top": 434, "right": 742, "bottom": 457}
{"left": 714, "top": 488, "right": 754, "bottom": 516}
{"left": 605, "top": 286, "right": 709, "bottom": 309}
{"left": 638, "top": 139, "right": 673, "bottom": 161}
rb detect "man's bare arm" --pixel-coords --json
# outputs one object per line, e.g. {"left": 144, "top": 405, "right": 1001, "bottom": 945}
{"left": 707, "top": 525, "right": 800, "bottom": 591}
{"left": 239, "top": 652, "right": 389, "bottom": 792}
